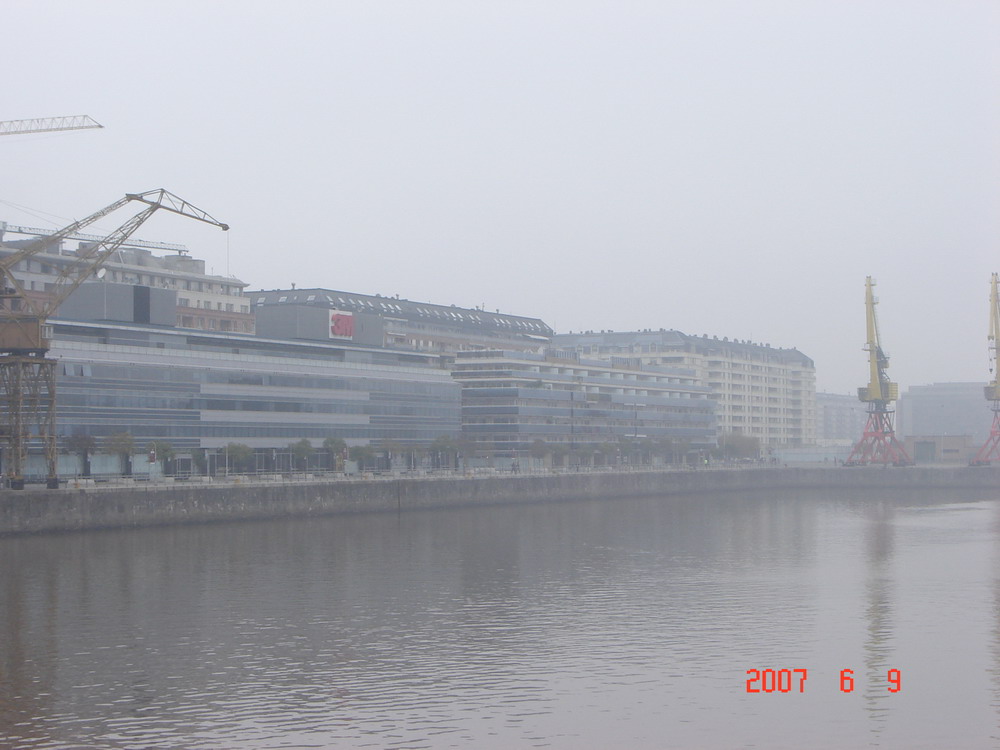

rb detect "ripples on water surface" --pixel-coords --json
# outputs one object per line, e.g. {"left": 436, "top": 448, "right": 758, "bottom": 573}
{"left": 1, "top": 488, "right": 998, "bottom": 749}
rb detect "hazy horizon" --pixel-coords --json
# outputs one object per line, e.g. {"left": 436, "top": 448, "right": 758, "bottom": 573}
{"left": 2, "top": 1, "right": 997, "bottom": 395}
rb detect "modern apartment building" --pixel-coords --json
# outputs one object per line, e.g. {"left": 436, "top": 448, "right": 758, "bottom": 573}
{"left": 552, "top": 329, "right": 816, "bottom": 446}
{"left": 451, "top": 349, "right": 716, "bottom": 461}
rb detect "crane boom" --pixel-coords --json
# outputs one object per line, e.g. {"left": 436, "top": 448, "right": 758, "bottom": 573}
{"left": 0, "top": 115, "right": 103, "bottom": 136}
{"left": 0, "top": 222, "right": 189, "bottom": 254}
{"left": 0, "top": 189, "right": 228, "bottom": 331}
{"left": 0, "top": 190, "right": 227, "bottom": 488}
{"left": 858, "top": 276, "right": 898, "bottom": 404}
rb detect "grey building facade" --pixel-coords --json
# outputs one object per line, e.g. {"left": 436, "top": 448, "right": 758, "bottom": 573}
{"left": 29, "top": 318, "right": 461, "bottom": 478}
{"left": 816, "top": 392, "right": 869, "bottom": 444}
{"left": 250, "top": 288, "right": 553, "bottom": 353}
{"left": 897, "top": 382, "right": 993, "bottom": 444}
{"left": 451, "top": 349, "right": 716, "bottom": 462}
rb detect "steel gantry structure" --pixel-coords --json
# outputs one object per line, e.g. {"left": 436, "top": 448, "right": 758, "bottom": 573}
{"left": 845, "top": 276, "right": 912, "bottom": 467}
{"left": 0, "top": 190, "right": 228, "bottom": 488}
{"left": 0, "top": 115, "right": 103, "bottom": 137}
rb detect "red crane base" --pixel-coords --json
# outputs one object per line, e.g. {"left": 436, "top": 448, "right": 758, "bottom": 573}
{"left": 845, "top": 409, "right": 912, "bottom": 466}
{"left": 970, "top": 408, "right": 1000, "bottom": 466}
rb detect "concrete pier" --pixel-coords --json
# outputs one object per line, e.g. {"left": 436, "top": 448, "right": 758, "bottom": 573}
{"left": 1, "top": 466, "right": 998, "bottom": 536}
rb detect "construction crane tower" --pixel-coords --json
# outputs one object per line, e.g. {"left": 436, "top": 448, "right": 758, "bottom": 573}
{"left": 0, "top": 189, "right": 227, "bottom": 488}
{"left": 0, "top": 115, "right": 103, "bottom": 137}
{"left": 845, "top": 276, "right": 913, "bottom": 466}
{"left": 970, "top": 273, "right": 1000, "bottom": 465}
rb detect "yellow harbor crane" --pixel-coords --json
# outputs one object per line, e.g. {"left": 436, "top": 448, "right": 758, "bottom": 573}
{"left": 845, "top": 276, "right": 912, "bottom": 466}
{"left": 971, "top": 273, "right": 1000, "bottom": 465}
{"left": 0, "top": 190, "right": 227, "bottom": 488}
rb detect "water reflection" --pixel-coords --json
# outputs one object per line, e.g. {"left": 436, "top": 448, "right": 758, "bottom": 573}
{"left": 0, "top": 488, "right": 997, "bottom": 749}
{"left": 861, "top": 501, "right": 896, "bottom": 737}
{"left": 992, "top": 500, "right": 1000, "bottom": 744}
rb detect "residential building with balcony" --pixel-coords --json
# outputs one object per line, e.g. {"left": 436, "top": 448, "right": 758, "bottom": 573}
{"left": 0, "top": 225, "right": 254, "bottom": 333}
{"left": 552, "top": 329, "right": 816, "bottom": 447}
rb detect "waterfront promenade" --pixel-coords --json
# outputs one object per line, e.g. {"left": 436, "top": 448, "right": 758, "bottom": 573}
{"left": 2, "top": 464, "right": 999, "bottom": 536}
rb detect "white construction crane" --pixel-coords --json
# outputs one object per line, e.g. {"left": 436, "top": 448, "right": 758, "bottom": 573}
{"left": 0, "top": 115, "right": 103, "bottom": 136}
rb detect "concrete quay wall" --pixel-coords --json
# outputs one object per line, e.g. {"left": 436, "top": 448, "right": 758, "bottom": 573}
{"left": 2, "top": 467, "right": 999, "bottom": 536}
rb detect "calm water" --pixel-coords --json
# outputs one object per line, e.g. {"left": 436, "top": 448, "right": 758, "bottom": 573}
{"left": 1, "top": 487, "right": 998, "bottom": 749}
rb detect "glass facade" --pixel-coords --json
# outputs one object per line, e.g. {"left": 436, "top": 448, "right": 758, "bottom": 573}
{"left": 50, "top": 320, "right": 461, "bottom": 456}
{"left": 452, "top": 350, "right": 716, "bottom": 459}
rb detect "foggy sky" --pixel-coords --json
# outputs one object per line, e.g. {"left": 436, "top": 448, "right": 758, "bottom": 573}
{"left": 2, "top": 1, "right": 997, "bottom": 394}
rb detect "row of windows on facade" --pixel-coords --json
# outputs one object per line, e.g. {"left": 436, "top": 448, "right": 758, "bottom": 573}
{"left": 60, "top": 394, "right": 460, "bottom": 417}
{"left": 707, "top": 374, "right": 813, "bottom": 383}
{"left": 707, "top": 382, "right": 811, "bottom": 392}
{"left": 178, "top": 316, "right": 254, "bottom": 333}
{"left": 60, "top": 364, "right": 454, "bottom": 395}
{"left": 53, "top": 423, "right": 457, "bottom": 442}
{"left": 464, "top": 417, "right": 714, "bottom": 427}
{"left": 461, "top": 382, "right": 710, "bottom": 399}
{"left": 452, "top": 363, "right": 698, "bottom": 384}
{"left": 462, "top": 402, "right": 713, "bottom": 415}
{"left": 575, "top": 343, "right": 805, "bottom": 360}
{"left": 13, "top": 258, "right": 244, "bottom": 296}
{"left": 177, "top": 298, "right": 251, "bottom": 313}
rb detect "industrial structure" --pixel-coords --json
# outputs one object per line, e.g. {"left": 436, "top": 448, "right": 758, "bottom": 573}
{"left": 845, "top": 277, "right": 912, "bottom": 466}
{"left": 0, "top": 190, "right": 228, "bottom": 487}
{"left": 971, "top": 273, "right": 1000, "bottom": 465}
{"left": 0, "top": 115, "right": 102, "bottom": 137}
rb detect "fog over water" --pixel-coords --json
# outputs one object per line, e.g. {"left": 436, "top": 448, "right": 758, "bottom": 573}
{"left": 2, "top": 2, "right": 998, "bottom": 393}
{"left": 1, "top": 488, "right": 998, "bottom": 748}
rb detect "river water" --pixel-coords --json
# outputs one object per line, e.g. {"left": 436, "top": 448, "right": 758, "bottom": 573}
{"left": 1, "top": 487, "right": 998, "bottom": 749}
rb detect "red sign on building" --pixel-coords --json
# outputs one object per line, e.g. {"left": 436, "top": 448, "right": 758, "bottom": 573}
{"left": 330, "top": 310, "right": 354, "bottom": 339}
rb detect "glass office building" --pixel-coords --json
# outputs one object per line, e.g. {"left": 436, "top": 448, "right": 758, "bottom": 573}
{"left": 452, "top": 349, "right": 716, "bottom": 460}
{"left": 43, "top": 319, "right": 460, "bottom": 475}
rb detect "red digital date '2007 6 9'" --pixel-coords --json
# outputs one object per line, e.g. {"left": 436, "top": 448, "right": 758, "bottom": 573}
{"left": 745, "top": 668, "right": 901, "bottom": 693}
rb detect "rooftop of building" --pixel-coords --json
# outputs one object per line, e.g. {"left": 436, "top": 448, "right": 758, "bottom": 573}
{"left": 0, "top": 233, "right": 246, "bottom": 287}
{"left": 248, "top": 287, "right": 554, "bottom": 337}
{"left": 552, "top": 328, "right": 814, "bottom": 366}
